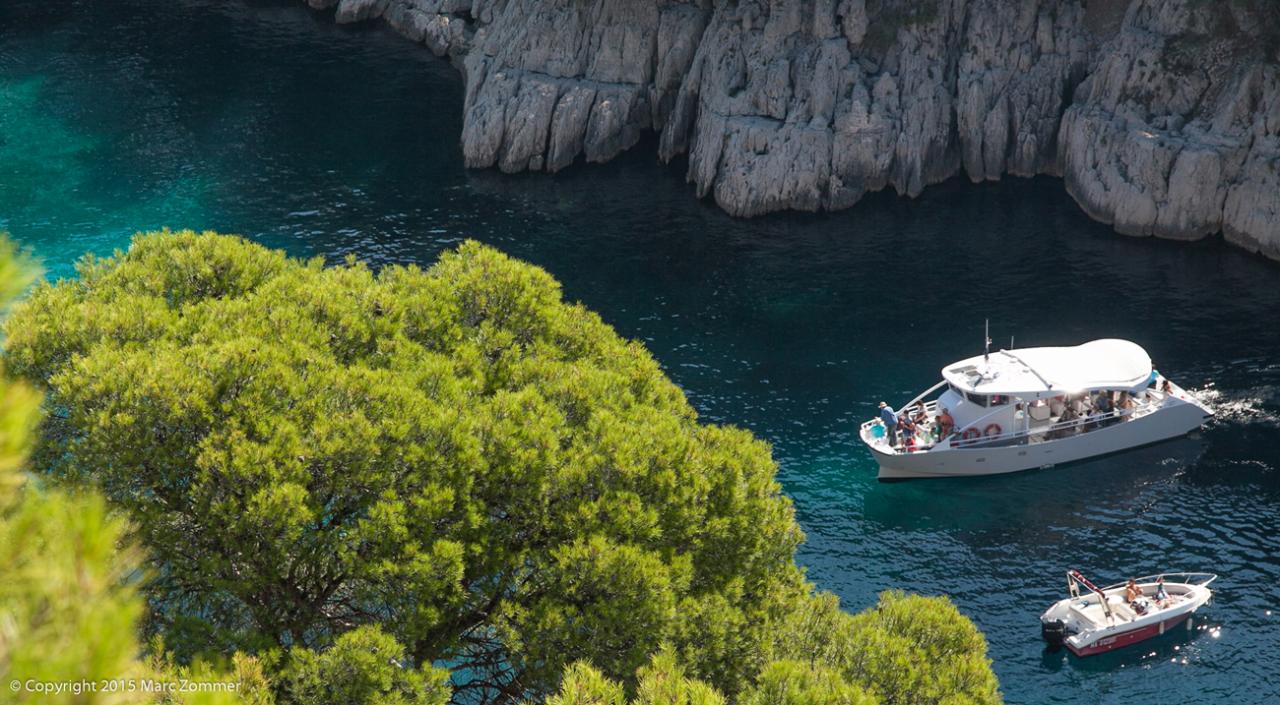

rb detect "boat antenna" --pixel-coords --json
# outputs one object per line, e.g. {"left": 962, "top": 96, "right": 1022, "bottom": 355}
{"left": 1010, "top": 335, "right": 1014, "bottom": 350}
{"left": 984, "top": 319, "right": 991, "bottom": 362}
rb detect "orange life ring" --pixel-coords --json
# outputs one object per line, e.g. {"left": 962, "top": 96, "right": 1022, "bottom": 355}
{"left": 983, "top": 423, "right": 1002, "bottom": 437}
{"left": 961, "top": 428, "right": 981, "bottom": 441}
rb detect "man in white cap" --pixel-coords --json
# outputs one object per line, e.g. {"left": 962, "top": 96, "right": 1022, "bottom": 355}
{"left": 878, "top": 401, "right": 898, "bottom": 447}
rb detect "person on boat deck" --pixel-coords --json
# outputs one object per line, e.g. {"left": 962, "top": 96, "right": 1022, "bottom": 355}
{"left": 1118, "top": 391, "right": 1136, "bottom": 416}
{"left": 1049, "top": 405, "right": 1072, "bottom": 439}
{"left": 1125, "top": 578, "right": 1142, "bottom": 604}
{"left": 1095, "top": 392, "right": 1115, "bottom": 426}
{"left": 910, "top": 404, "right": 930, "bottom": 442}
{"left": 911, "top": 403, "right": 928, "bottom": 424}
{"left": 1155, "top": 576, "right": 1169, "bottom": 606}
{"left": 1049, "top": 395, "right": 1066, "bottom": 418}
{"left": 1070, "top": 394, "right": 1088, "bottom": 416}
{"left": 1162, "top": 378, "right": 1174, "bottom": 395}
{"left": 879, "top": 402, "right": 898, "bottom": 446}
{"left": 899, "top": 414, "right": 917, "bottom": 451}
{"left": 937, "top": 407, "right": 955, "bottom": 438}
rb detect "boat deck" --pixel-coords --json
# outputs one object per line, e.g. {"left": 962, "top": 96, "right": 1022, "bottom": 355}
{"left": 1070, "top": 589, "right": 1191, "bottom": 628}
{"left": 866, "top": 389, "right": 1173, "bottom": 454}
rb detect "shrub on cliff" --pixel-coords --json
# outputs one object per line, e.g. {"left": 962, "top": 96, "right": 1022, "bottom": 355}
{"left": 4, "top": 230, "right": 1000, "bottom": 705}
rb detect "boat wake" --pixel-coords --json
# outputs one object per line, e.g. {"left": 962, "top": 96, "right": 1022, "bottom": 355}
{"left": 1189, "top": 386, "right": 1280, "bottom": 427}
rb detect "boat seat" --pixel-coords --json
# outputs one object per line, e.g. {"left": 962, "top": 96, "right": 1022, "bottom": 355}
{"left": 1028, "top": 405, "right": 1051, "bottom": 422}
{"left": 1068, "top": 604, "right": 1099, "bottom": 628}
{"left": 1109, "top": 600, "right": 1137, "bottom": 622}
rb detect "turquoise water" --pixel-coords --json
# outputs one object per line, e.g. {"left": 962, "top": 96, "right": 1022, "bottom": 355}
{"left": 3, "top": 2, "right": 1280, "bottom": 702}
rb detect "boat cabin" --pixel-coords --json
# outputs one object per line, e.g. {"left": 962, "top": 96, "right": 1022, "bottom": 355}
{"left": 883, "top": 339, "right": 1168, "bottom": 451}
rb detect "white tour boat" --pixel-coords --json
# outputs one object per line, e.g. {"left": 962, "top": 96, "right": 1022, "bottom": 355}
{"left": 859, "top": 338, "right": 1212, "bottom": 479}
{"left": 1040, "top": 571, "right": 1216, "bottom": 656}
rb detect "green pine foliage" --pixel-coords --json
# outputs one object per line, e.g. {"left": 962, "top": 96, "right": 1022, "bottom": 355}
{"left": 766, "top": 591, "right": 1000, "bottom": 705}
{"left": 3, "top": 230, "right": 1001, "bottom": 705}
{"left": 741, "top": 661, "right": 876, "bottom": 705}
{"left": 545, "top": 649, "right": 723, "bottom": 705}
{"left": 4, "top": 230, "right": 806, "bottom": 702}
{"left": 546, "top": 589, "right": 1000, "bottom": 705}
{"left": 0, "top": 235, "right": 266, "bottom": 705}
{"left": 284, "top": 626, "right": 449, "bottom": 705}
{"left": 0, "top": 239, "right": 40, "bottom": 500}
{"left": 144, "top": 645, "right": 275, "bottom": 705}
{"left": 0, "top": 488, "right": 144, "bottom": 701}
{"left": 0, "top": 236, "right": 143, "bottom": 704}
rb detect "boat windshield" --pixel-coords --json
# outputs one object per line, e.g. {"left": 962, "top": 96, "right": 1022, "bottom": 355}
{"left": 964, "top": 391, "right": 989, "bottom": 406}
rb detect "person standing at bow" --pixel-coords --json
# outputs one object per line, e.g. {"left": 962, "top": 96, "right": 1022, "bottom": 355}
{"left": 879, "top": 401, "right": 898, "bottom": 448}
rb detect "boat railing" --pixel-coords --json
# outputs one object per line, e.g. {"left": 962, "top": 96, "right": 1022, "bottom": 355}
{"left": 857, "top": 382, "right": 947, "bottom": 446}
{"left": 862, "top": 389, "right": 1169, "bottom": 454}
{"left": 944, "top": 396, "right": 1162, "bottom": 450}
{"left": 1099, "top": 573, "right": 1218, "bottom": 590}
{"left": 898, "top": 380, "right": 948, "bottom": 414}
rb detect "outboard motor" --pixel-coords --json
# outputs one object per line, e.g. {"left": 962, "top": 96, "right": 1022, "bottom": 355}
{"left": 1041, "top": 619, "right": 1068, "bottom": 649}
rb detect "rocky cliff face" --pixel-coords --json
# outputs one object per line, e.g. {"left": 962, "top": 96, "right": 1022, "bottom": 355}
{"left": 1059, "top": 0, "right": 1280, "bottom": 259}
{"left": 307, "top": 0, "right": 1280, "bottom": 261}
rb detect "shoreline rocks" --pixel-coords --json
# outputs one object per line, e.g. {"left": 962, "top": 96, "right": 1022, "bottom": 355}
{"left": 309, "top": 0, "right": 1280, "bottom": 262}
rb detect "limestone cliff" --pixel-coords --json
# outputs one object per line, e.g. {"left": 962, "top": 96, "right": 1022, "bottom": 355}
{"left": 306, "top": 0, "right": 1280, "bottom": 261}
{"left": 1059, "top": 1, "right": 1280, "bottom": 259}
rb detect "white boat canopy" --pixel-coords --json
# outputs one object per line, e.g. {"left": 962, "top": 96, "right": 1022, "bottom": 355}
{"left": 941, "top": 339, "right": 1153, "bottom": 397}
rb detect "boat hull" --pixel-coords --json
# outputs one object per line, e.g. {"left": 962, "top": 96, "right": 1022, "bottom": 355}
{"left": 1066, "top": 611, "right": 1192, "bottom": 656}
{"left": 871, "top": 400, "right": 1209, "bottom": 479}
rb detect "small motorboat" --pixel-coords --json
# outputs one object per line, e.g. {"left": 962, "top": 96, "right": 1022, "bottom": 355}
{"left": 1040, "top": 570, "right": 1217, "bottom": 656}
{"left": 858, "top": 337, "right": 1213, "bottom": 479}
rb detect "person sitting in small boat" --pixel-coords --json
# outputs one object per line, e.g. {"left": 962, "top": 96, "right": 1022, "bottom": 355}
{"left": 936, "top": 407, "right": 955, "bottom": 438}
{"left": 1125, "top": 578, "right": 1142, "bottom": 604}
{"left": 879, "top": 402, "right": 898, "bottom": 446}
{"left": 1154, "top": 576, "right": 1169, "bottom": 607}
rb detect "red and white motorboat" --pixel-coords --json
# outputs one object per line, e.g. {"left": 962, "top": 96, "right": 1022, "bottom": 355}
{"left": 1040, "top": 570, "right": 1216, "bottom": 656}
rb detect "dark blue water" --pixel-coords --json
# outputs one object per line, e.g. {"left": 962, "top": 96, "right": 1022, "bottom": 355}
{"left": 3, "top": 2, "right": 1279, "bottom": 702}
